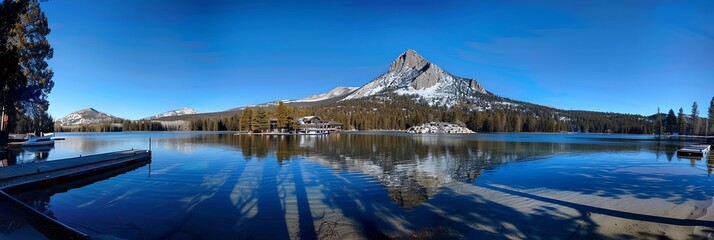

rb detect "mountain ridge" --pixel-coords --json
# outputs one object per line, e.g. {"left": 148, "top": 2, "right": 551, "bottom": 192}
{"left": 144, "top": 107, "right": 198, "bottom": 120}
{"left": 56, "top": 108, "right": 121, "bottom": 126}
{"left": 223, "top": 86, "right": 358, "bottom": 112}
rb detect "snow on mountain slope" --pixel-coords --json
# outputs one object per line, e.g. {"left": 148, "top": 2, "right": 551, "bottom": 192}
{"left": 56, "top": 108, "right": 119, "bottom": 126}
{"left": 342, "top": 49, "right": 488, "bottom": 106}
{"left": 231, "top": 86, "right": 358, "bottom": 110}
{"left": 291, "top": 87, "right": 358, "bottom": 103}
{"left": 144, "top": 107, "right": 198, "bottom": 120}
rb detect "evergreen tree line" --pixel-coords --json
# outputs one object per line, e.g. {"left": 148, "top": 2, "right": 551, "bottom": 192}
{"left": 56, "top": 95, "right": 714, "bottom": 135}
{"left": 653, "top": 97, "right": 714, "bottom": 135}
{"left": 312, "top": 95, "right": 653, "bottom": 133}
{"left": 187, "top": 102, "right": 305, "bottom": 132}
{"left": 122, "top": 120, "right": 165, "bottom": 131}
{"left": 13, "top": 110, "right": 53, "bottom": 134}
{"left": 56, "top": 119, "right": 187, "bottom": 132}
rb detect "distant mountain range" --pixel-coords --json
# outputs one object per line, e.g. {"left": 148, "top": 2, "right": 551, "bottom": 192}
{"left": 56, "top": 49, "right": 514, "bottom": 124}
{"left": 143, "top": 107, "right": 198, "bottom": 120}
{"left": 227, "top": 86, "right": 359, "bottom": 110}
{"left": 56, "top": 107, "right": 198, "bottom": 126}
{"left": 57, "top": 49, "right": 647, "bottom": 128}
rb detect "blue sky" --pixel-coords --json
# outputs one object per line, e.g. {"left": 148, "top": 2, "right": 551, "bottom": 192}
{"left": 43, "top": 0, "right": 713, "bottom": 120}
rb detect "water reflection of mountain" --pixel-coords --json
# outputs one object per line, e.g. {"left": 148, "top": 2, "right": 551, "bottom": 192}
{"left": 174, "top": 133, "right": 682, "bottom": 207}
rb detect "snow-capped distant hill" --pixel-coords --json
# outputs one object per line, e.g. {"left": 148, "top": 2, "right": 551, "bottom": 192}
{"left": 292, "top": 87, "right": 358, "bottom": 103}
{"left": 56, "top": 108, "right": 121, "bottom": 126}
{"left": 144, "top": 107, "right": 198, "bottom": 120}
{"left": 226, "top": 86, "right": 358, "bottom": 111}
{"left": 342, "top": 49, "right": 488, "bottom": 106}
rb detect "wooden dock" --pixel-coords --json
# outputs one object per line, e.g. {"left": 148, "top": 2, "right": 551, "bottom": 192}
{"left": 0, "top": 149, "right": 151, "bottom": 191}
{"left": 676, "top": 144, "right": 711, "bottom": 157}
{"left": 0, "top": 149, "right": 152, "bottom": 239}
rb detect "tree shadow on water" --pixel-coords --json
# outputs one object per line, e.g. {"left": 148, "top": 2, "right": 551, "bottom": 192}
{"left": 299, "top": 165, "right": 597, "bottom": 239}
{"left": 290, "top": 159, "right": 317, "bottom": 240}
{"left": 307, "top": 165, "right": 405, "bottom": 239}
{"left": 490, "top": 162, "right": 714, "bottom": 205}
{"left": 481, "top": 185, "right": 714, "bottom": 228}
{"left": 234, "top": 160, "right": 291, "bottom": 239}
{"left": 405, "top": 186, "right": 603, "bottom": 240}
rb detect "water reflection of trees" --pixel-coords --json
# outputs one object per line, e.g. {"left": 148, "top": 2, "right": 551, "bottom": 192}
{"left": 170, "top": 133, "right": 669, "bottom": 207}
{"left": 156, "top": 134, "right": 312, "bottom": 162}
{"left": 51, "top": 133, "right": 711, "bottom": 208}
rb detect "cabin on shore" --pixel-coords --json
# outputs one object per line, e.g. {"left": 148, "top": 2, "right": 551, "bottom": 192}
{"left": 297, "top": 116, "right": 342, "bottom": 134}
{"left": 267, "top": 116, "right": 342, "bottom": 134}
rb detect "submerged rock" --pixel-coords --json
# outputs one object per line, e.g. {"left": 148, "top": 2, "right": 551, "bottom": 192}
{"left": 406, "top": 122, "right": 474, "bottom": 134}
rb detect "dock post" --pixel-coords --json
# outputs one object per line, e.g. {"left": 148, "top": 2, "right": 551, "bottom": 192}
{"left": 149, "top": 138, "right": 152, "bottom": 152}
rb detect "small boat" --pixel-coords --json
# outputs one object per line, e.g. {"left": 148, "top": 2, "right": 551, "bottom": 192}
{"left": 21, "top": 135, "right": 55, "bottom": 147}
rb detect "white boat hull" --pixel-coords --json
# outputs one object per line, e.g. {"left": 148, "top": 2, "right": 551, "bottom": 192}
{"left": 21, "top": 136, "right": 55, "bottom": 147}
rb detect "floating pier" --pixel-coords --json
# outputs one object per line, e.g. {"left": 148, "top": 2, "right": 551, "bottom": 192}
{"left": 676, "top": 144, "right": 711, "bottom": 157}
{"left": 655, "top": 135, "right": 714, "bottom": 144}
{"left": 0, "top": 149, "right": 152, "bottom": 239}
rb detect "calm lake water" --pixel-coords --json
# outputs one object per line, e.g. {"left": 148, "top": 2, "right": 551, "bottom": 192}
{"left": 1, "top": 132, "right": 713, "bottom": 239}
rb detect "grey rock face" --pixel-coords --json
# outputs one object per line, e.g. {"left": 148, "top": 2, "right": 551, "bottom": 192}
{"left": 389, "top": 49, "right": 430, "bottom": 72}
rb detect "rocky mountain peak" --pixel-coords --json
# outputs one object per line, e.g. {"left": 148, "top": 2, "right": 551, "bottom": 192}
{"left": 389, "top": 49, "right": 430, "bottom": 72}
{"left": 343, "top": 49, "right": 489, "bottom": 106}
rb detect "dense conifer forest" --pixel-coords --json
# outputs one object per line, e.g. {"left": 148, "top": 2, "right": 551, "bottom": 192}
{"left": 54, "top": 94, "right": 714, "bottom": 135}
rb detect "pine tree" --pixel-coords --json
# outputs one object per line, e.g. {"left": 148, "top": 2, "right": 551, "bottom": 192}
{"left": 253, "top": 109, "right": 269, "bottom": 132}
{"left": 707, "top": 97, "right": 714, "bottom": 134}
{"left": 665, "top": 109, "right": 677, "bottom": 134}
{"left": 691, "top": 102, "right": 700, "bottom": 135}
{"left": 655, "top": 109, "right": 662, "bottom": 135}
{"left": 240, "top": 108, "right": 253, "bottom": 132}
{"left": 678, "top": 107, "right": 687, "bottom": 135}
{"left": 276, "top": 101, "right": 289, "bottom": 131}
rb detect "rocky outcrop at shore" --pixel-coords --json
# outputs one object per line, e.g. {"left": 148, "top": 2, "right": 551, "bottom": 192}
{"left": 406, "top": 122, "right": 474, "bottom": 134}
